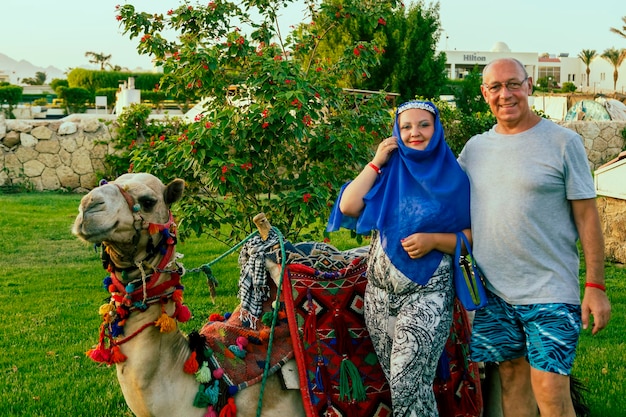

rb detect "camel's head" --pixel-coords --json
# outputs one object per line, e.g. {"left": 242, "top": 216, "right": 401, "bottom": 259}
{"left": 72, "top": 173, "right": 184, "bottom": 249}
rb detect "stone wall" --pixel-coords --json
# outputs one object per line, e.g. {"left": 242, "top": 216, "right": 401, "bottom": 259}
{"left": 562, "top": 120, "right": 626, "bottom": 170}
{"left": 0, "top": 115, "right": 116, "bottom": 192}
{"left": 597, "top": 196, "right": 626, "bottom": 264}
{"left": 0, "top": 117, "right": 625, "bottom": 192}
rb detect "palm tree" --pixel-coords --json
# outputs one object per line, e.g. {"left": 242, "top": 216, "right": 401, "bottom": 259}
{"left": 601, "top": 48, "right": 626, "bottom": 91}
{"left": 84, "top": 51, "right": 112, "bottom": 70}
{"left": 578, "top": 49, "right": 597, "bottom": 88}
{"left": 610, "top": 16, "right": 626, "bottom": 40}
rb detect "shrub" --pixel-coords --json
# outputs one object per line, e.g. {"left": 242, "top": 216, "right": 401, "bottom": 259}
{"left": 0, "top": 85, "right": 23, "bottom": 118}
{"left": 562, "top": 82, "right": 578, "bottom": 93}
{"left": 116, "top": 0, "right": 403, "bottom": 244}
{"left": 58, "top": 87, "right": 91, "bottom": 114}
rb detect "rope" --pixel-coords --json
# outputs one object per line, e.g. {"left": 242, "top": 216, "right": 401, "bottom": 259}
{"left": 255, "top": 226, "right": 287, "bottom": 417}
{"left": 184, "top": 227, "right": 287, "bottom": 416}
{"left": 185, "top": 230, "right": 260, "bottom": 290}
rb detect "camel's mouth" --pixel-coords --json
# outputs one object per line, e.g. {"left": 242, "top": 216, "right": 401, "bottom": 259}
{"left": 73, "top": 219, "right": 120, "bottom": 243}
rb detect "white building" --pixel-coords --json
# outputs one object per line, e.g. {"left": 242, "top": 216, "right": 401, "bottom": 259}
{"left": 442, "top": 41, "right": 626, "bottom": 94}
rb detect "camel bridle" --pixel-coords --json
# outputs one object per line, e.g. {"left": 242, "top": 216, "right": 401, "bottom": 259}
{"left": 86, "top": 181, "right": 191, "bottom": 365}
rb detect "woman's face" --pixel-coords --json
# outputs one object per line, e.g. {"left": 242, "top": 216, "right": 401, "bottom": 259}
{"left": 397, "top": 108, "right": 435, "bottom": 151}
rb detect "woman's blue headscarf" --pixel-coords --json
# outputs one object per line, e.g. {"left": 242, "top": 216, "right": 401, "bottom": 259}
{"left": 326, "top": 100, "right": 470, "bottom": 285}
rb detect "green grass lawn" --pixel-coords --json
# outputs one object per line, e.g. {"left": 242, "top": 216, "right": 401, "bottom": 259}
{"left": 0, "top": 192, "right": 623, "bottom": 416}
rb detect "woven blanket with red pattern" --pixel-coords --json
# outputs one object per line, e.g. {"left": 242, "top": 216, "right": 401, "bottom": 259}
{"left": 282, "top": 258, "right": 393, "bottom": 417}
{"left": 199, "top": 304, "right": 293, "bottom": 391}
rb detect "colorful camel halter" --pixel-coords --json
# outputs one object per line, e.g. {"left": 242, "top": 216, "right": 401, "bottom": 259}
{"left": 86, "top": 180, "right": 191, "bottom": 365}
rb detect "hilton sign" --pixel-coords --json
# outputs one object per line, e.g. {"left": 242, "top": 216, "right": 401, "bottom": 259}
{"left": 463, "top": 54, "right": 487, "bottom": 62}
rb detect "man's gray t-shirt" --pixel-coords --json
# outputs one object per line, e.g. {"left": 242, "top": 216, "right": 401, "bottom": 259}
{"left": 457, "top": 118, "right": 596, "bottom": 305}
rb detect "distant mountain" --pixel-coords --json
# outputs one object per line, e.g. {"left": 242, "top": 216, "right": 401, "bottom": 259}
{"left": 0, "top": 53, "right": 66, "bottom": 84}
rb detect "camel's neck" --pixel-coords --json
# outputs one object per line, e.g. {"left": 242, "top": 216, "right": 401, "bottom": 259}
{"left": 88, "top": 217, "right": 192, "bottom": 366}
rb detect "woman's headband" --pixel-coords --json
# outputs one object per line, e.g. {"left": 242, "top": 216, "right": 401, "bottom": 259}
{"left": 397, "top": 100, "right": 437, "bottom": 115}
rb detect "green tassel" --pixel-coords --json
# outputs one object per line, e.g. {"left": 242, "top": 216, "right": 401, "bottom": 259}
{"left": 193, "top": 384, "right": 210, "bottom": 408}
{"left": 195, "top": 361, "right": 212, "bottom": 383}
{"left": 339, "top": 357, "right": 366, "bottom": 402}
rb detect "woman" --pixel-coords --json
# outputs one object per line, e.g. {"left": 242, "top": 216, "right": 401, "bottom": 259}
{"left": 326, "top": 100, "right": 470, "bottom": 416}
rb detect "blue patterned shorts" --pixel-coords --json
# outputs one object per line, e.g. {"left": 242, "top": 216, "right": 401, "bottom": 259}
{"left": 470, "top": 292, "right": 581, "bottom": 375}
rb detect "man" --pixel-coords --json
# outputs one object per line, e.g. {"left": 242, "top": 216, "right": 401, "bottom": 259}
{"left": 457, "top": 58, "right": 611, "bottom": 417}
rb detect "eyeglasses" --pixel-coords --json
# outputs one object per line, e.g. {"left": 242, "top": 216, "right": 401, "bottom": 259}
{"left": 483, "top": 78, "right": 528, "bottom": 94}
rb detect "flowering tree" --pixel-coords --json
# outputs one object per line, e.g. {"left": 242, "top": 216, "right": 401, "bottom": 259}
{"left": 116, "top": 0, "right": 402, "bottom": 243}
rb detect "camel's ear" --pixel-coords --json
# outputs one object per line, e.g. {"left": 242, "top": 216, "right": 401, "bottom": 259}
{"left": 164, "top": 179, "right": 185, "bottom": 205}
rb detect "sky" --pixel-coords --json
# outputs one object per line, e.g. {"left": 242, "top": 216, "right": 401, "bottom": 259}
{"left": 1, "top": 0, "right": 625, "bottom": 73}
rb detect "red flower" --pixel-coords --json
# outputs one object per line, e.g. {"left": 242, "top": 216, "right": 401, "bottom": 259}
{"left": 291, "top": 98, "right": 302, "bottom": 109}
{"left": 221, "top": 166, "right": 228, "bottom": 174}
{"left": 208, "top": 2, "right": 217, "bottom": 10}
{"left": 262, "top": 122, "right": 269, "bottom": 129}
{"left": 316, "top": 67, "right": 322, "bottom": 72}
{"left": 150, "top": 141, "right": 155, "bottom": 147}
{"left": 220, "top": 175, "right": 226, "bottom": 183}
{"left": 194, "top": 114, "right": 202, "bottom": 122}
{"left": 191, "top": 148, "right": 197, "bottom": 154}
{"left": 261, "top": 109, "right": 269, "bottom": 118}
{"left": 274, "top": 55, "right": 282, "bottom": 61}
{"left": 202, "top": 63, "right": 209, "bottom": 70}
{"left": 167, "top": 9, "right": 174, "bottom": 15}
{"left": 159, "top": 135, "right": 165, "bottom": 141}
{"left": 303, "top": 193, "right": 312, "bottom": 203}
{"left": 241, "top": 162, "right": 252, "bottom": 170}
{"left": 323, "top": 237, "right": 331, "bottom": 243}
{"left": 347, "top": 143, "right": 353, "bottom": 149}
{"left": 378, "top": 17, "right": 386, "bottom": 26}
{"left": 236, "top": 36, "right": 245, "bottom": 45}
{"left": 141, "top": 34, "right": 151, "bottom": 42}
{"left": 302, "top": 115, "right": 312, "bottom": 126}
{"left": 115, "top": 15, "right": 122, "bottom": 21}
{"left": 205, "top": 121, "right": 213, "bottom": 129}
{"left": 353, "top": 48, "right": 360, "bottom": 56}
{"left": 359, "top": 125, "right": 365, "bottom": 132}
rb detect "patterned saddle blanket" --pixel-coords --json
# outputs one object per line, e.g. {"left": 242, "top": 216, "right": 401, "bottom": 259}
{"left": 194, "top": 232, "right": 482, "bottom": 417}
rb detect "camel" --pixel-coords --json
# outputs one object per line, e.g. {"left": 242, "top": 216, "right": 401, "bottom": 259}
{"left": 76, "top": 173, "right": 581, "bottom": 417}
{"left": 72, "top": 173, "right": 304, "bottom": 417}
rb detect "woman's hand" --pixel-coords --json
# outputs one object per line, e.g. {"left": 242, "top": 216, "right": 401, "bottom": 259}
{"left": 401, "top": 230, "right": 468, "bottom": 258}
{"left": 372, "top": 136, "right": 398, "bottom": 168}
{"left": 401, "top": 233, "right": 434, "bottom": 259}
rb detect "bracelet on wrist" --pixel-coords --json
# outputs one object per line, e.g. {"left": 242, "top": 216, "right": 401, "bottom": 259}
{"left": 368, "top": 162, "right": 382, "bottom": 175}
{"left": 585, "top": 282, "right": 606, "bottom": 292}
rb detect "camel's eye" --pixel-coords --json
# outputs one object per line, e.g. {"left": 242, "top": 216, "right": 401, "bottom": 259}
{"left": 138, "top": 197, "right": 158, "bottom": 211}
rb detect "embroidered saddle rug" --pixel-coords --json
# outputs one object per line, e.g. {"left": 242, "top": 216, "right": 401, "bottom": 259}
{"left": 194, "top": 235, "right": 482, "bottom": 417}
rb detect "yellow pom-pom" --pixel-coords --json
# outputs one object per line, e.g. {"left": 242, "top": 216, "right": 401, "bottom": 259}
{"left": 155, "top": 312, "right": 176, "bottom": 333}
{"left": 98, "top": 303, "right": 115, "bottom": 316}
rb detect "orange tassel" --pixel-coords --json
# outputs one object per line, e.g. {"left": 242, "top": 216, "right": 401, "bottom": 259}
{"left": 219, "top": 398, "right": 237, "bottom": 417}
{"left": 259, "top": 328, "right": 270, "bottom": 341}
{"left": 223, "top": 348, "right": 235, "bottom": 359}
{"left": 86, "top": 347, "right": 111, "bottom": 363}
{"left": 110, "top": 345, "right": 128, "bottom": 363}
{"left": 148, "top": 223, "right": 160, "bottom": 235}
{"left": 184, "top": 351, "right": 199, "bottom": 374}
{"left": 172, "top": 289, "right": 184, "bottom": 303}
